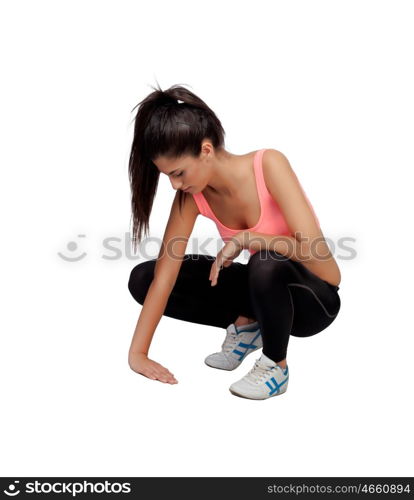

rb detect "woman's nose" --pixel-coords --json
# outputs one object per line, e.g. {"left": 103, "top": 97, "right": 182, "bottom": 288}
{"left": 170, "top": 178, "right": 182, "bottom": 190}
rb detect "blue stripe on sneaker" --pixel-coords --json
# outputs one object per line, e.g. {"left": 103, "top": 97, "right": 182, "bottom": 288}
{"left": 238, "top": 342, "right": 258, "bottom": 349}
{"left": 232, "top": 331, "right": 262, "bottom": 360}
{"left": 265, "top": 375, "right": 289, "bottom": 396}
{"left": 251, "top": 332, "right": 261, "bottom": 344}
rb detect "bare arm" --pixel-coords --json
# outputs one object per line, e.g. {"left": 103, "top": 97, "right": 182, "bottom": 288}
{"left": 128, "top": 191, "right": 199, "bottom": 382}
{"left": 258, "top": 149, "right": 341, "bottom": 286}
{"left": 128, "top": 280, "right": 175, "bottom": 357}
{"left": 239, "top": 231, "right": 340, "bottom": 286}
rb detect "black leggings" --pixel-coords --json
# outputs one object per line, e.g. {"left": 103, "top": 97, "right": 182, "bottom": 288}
{"left": 127, "top": 251, "right": 341, "bottom": 363}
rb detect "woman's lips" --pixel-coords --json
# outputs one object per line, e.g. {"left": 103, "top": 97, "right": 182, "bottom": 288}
{"left": 183, "top": 186, "right": 191, "bottom": 192}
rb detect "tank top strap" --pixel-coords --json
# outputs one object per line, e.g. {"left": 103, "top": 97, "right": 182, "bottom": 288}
{"left": 253, "top": 148, "right": 268, "bottom": 200}
{"left": 192, "top": 191, "right": 215, "bottom": 219}
{"left": 257, "top": 148, "right": 322, "bottom": 228}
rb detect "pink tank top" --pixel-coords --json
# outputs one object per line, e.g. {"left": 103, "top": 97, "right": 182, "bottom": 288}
{"left": 192, "top": 149, "right": 320, "bottom": 256}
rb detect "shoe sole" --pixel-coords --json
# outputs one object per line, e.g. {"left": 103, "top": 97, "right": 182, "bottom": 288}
{"left": 229, "top": 387, "right": 288, "bottom": 400}
{"left": 204, "top": 360, "right": 236, "bottom": 371}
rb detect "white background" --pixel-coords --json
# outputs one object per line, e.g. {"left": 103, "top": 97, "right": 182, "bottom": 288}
{"left": 1, "top": 0, "right": 413, "bottom": 477}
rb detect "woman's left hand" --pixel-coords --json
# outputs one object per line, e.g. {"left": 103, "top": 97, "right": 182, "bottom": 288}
{"left": 209, "top": 233, "right": 245, "bottom": 286}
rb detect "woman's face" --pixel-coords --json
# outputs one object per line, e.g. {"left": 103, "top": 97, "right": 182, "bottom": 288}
{"left": 153, "top": 153, "right": 210, "bottom": 194}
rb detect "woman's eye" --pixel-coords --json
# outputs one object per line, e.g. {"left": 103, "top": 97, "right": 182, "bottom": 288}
{"left": 175, "top": 172, "right": 183, "bottom": 177}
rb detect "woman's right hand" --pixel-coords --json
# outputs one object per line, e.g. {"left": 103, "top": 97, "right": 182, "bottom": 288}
{"left": 128, "top": 352, "right": 178, "bottom": 384}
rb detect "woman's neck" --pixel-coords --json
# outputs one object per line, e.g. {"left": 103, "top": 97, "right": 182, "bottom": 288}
{"left": 204, "top": 150, "right": 248, "bottom": 197}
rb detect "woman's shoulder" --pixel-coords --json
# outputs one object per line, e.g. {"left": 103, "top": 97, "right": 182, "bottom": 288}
{"left": 262, "top": 148, "right": 286, "bottom": 162}
{"left": 261, "top": 148, "right": 291, "bottom": 174}
{"left": 245, "top": 148, "right": 285, "bottom": 165}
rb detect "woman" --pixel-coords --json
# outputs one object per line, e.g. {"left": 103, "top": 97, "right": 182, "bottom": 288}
{"left": 127, "top": 83, "right": 341, "bottom": 400}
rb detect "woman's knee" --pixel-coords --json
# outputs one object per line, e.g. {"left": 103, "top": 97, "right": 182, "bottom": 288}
{"left": 247, "top": 251, "right": 294, "bottom": 293}
{"left": 128, "top": 260, "right": 155, "bottom": 304}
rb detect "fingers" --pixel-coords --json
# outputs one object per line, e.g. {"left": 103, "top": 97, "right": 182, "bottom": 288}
{"left": 209, "top": 262, "right": 221, "bottom": 287}
{"left": 153, "top": 367, "right": 178, "bottom": 384}
{"left": 210, "top": 274, "right": 218, "bottom": 287}
{"left": 209, "top": 261, "right": 216, "bottom": 281}
{"left": 143, "top": 364, "right": 178, "bottom": 384}
{"left": 209, "top": 253, "right": 233, "bottom": 286}
{"left": 149, "top": 372, "right": 178, "bottom": 384}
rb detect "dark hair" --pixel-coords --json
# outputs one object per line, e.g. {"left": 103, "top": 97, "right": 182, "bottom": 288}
{"left": 128, "top": 82, "right": 226, "bottom": 253}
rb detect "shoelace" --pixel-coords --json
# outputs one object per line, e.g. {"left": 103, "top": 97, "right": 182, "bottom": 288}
{"left": 245, "top": 359, "right": 276, "bottom": 384}
{"left": 221, "top": 330, "right": 239, "bottom": 353}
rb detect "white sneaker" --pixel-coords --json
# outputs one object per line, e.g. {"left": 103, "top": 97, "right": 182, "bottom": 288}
{"left": 204, "top": 322, "right": 262, "bottom": 371}
{"left": 229, "top": 353, "right": 289, "bottom": 400}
